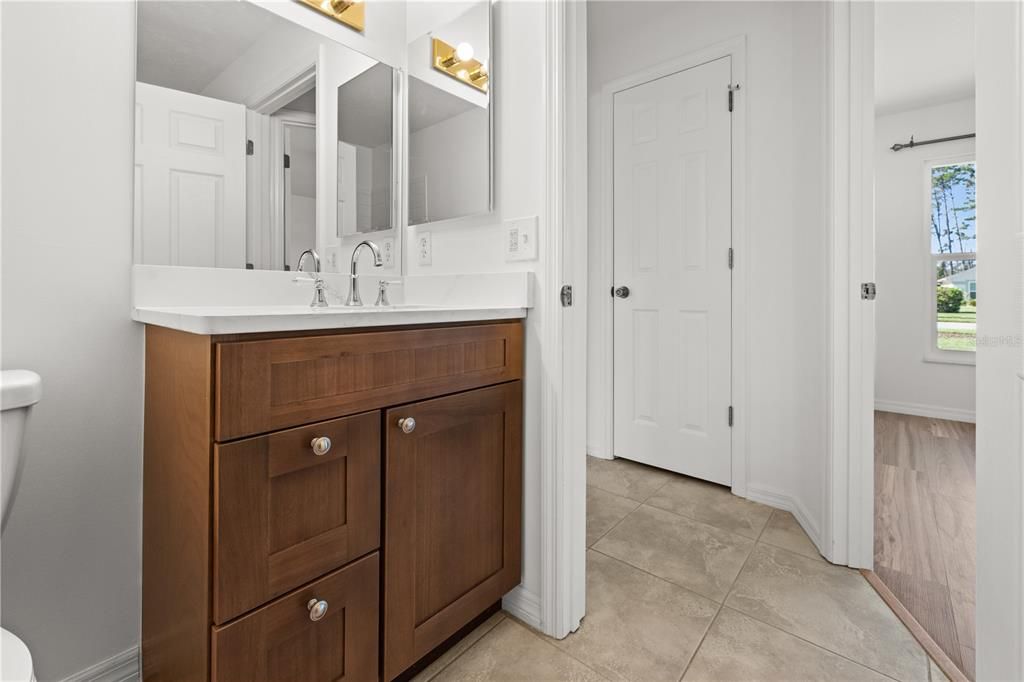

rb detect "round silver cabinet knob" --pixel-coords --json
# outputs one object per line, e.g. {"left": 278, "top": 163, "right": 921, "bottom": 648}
{"left": 310, "top": 436, "right": 332, "bottom": 456}
{"left": 397, "top": 417, "right": 417, "bottom": 434}
{"left": 307, "top": 598, "right": 328, "bottom": 621}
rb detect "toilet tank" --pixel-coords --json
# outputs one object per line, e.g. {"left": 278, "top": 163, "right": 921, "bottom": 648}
{"left": 1, "top": 370, "right": 41, "bottom": 530}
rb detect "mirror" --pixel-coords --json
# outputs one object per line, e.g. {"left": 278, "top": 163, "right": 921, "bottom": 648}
{"left": 406, "top": 1, "right": 492, "bottom": 226}
{"left": 134, "top": 1, "right": 395, "bottom": 270}
{"left": 337, "top": 63, "right": 394, "bottom": 236}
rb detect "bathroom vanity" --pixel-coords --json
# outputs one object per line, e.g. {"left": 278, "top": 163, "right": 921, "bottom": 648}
{"left": 141, "top": 316, "right": 524, "bottom": 681}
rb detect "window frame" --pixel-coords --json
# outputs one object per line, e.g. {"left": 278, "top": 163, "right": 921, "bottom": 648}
{"left": 923, "top": 152, "right": 976, "bottom": 366}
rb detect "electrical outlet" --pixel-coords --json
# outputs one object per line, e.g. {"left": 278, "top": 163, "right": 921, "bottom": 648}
{"left": 504, "top": 216, "right": 538, "bottom": 261}
{"left": 381, "top": 238, "right": 395, "bottom": 267}
{"left": 417, "top": 232, "right": 432, "bottom": 266}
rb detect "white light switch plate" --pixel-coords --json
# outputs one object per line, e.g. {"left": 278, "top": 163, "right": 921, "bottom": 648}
{"left": 417, "top": 232, "right": 432, "bottom": 266}
{"left": 381, "top": 238, "right": 395, "bottom": 267}
{"left": 504, "top": 216, "right": 539, "bottom": 262}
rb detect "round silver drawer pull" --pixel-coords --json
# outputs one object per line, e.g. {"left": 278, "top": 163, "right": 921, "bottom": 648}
{"left": 310, "top": 436, "right": 332, "bottom": 456}
{"left": 397, "top": 417, "right": 416, "bottom": 434}
{"left": 307, "top": 598, "right": 328, "bottom": 621}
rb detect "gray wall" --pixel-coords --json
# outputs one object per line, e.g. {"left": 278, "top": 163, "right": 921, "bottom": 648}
{"left": 1, "top": 3, "right": 143, "bottom": 679}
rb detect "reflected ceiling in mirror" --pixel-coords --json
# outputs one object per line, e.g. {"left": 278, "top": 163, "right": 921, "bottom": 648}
{"left": 406, "top": 1, "right": 492, "bottom": 226}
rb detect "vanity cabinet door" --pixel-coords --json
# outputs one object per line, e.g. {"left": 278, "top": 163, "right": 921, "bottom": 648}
{"left": 213, "top": 411, "right": 380, "bottom": 624}
{"left": 383, "top": 382, "right": 522, "bottom": 680}
{"left": 212, "top": 552, "right": 379, "bottom": 682}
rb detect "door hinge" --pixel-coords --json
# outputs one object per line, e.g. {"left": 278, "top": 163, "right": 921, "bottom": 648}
{"left": 246, "top": 139, "right": 254, "bottom": 156}
{"left": 861, "top": 282, "right": 877, "bottom": 300}
{"left": 728, "top": 84, "right": 741, "bottom": 112}
{"left": 560, "top": 284, "right": 573, "bottom": 307}
{"left": 728, "top": 405, "right": 734, "bottom": 427}
{"left": 283, "top": 153, "right": 291, "bottom": 169}
{"left": 728, "top": 247, "right": 734, "bottom": 269}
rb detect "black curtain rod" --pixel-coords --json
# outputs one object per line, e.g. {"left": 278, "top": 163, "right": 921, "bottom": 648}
{"left": 890, "top": 133, "right": 976, "bottom": 152}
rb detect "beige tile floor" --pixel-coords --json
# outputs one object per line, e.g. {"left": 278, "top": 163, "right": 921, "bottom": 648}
{"left": 417, "top": 457, "right": 943, "bottom": 682}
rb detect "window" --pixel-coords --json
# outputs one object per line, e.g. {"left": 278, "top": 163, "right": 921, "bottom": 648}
{"left": 929, "top": 160, "right": 976, "bottom": 356}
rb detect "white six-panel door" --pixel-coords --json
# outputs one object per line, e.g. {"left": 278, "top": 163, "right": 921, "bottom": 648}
{"left": 134, "top": 82, "right": 245, "bottom": 268}
{"left": 612, "top": 56, "right": 732, "bottom": 485}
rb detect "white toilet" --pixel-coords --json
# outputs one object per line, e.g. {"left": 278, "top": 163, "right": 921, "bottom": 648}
{"left": 1, "top": 369, "right": 40, "bottom": 682}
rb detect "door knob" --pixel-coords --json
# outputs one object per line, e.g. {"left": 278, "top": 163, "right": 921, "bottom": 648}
{"left": 613, "top": 286, "right": 630, "bottom": 299}
{"left": 397, "top": 417, "right": 416, "bottom": 434}
{"left": 310, "top": 436, "right": 332, "bottom": 456}
{"left": 307, "top": 598, "right": 328, "bottom": 621}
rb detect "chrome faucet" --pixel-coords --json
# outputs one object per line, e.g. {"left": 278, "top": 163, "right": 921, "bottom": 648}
{"left": 296, "top": 249, "right": 329, "bottom": 308}
{"left": 345, "top": 240, "right": 384, "bottom": 306}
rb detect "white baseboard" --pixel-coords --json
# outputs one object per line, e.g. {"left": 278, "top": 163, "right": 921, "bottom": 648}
{"left": 61, "top": 646, "right": 139, "bottom": 682}
{"left": 744, "top": 485, "right": 822, "bottom": 550}
{"left": 585, "top": 448, "right": 612, "bottom": 461}
{"left": 874, "top": 399, "right": 975, "bottom": 423}
{"left": 502, "top": 585, "right": 541, "bottom": 630}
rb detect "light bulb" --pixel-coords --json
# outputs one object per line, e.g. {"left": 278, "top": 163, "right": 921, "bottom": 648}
{"left": 455, "top": 42, "right": 474, "bottom": 62}
{"left": 456, "top": 69, "right": 469, "bottom": 80}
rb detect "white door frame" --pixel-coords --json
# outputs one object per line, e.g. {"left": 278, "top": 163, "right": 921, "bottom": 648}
{"left": 589, "top": 36, "right": 749, "bottom": 496}
{"left": 271, "top": 111, "right": 316, "bottom": 271}
{"left": 524, "top": 0, "right": 588, "bottom": 640}
{"left": 974, "top": 2, "right": 1024, "bottom": 677}
{"left": 822, "top": 0, "right": 875, "bottom": 569}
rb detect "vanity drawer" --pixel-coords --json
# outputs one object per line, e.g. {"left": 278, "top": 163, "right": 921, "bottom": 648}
{"left": 212, "top": 552, "right": 380, "bottom": 682}
{"left": 214, "top": 321, "right": 523, "bottom": 440}
{"left": 213, "top": 411, "right": 380, "bottom": 624}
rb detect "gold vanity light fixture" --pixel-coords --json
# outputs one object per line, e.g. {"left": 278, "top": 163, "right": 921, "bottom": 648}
{"left": 432, "top": 37, "right": 488, "bottom": 93}
{"left": 297, "top": 0, "right": 364, "bottom": 32}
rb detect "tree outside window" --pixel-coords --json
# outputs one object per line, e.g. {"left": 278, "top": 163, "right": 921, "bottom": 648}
{"left": 931, "top": 161, "right": 976, "bottom": 353}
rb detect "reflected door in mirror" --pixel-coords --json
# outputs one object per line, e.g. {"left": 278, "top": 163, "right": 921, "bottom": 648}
{"left": 134, "top": 82, "right": 246, "bottom": 268}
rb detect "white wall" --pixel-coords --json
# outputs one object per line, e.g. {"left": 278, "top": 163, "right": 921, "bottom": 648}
{"left": 405, "top": 0, "right": 548, "bottom": 619}
{"left": 874, "top": 98, "right": 976, "bottom": 420}
{"left": 1, "top": 3, "right": 143, "bottom": 680}
{"left": 975, "top": 2, "right": 1024, "bottom": 678}
{"left": 587, "top": 1, "right": 830, "bottom": 541}
{"left": 409, "top": 106, "right": 489, "bottom": 224}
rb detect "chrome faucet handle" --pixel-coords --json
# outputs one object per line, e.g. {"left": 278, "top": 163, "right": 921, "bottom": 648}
{"left": 310, "top": 277, "right": 330, "bottom": 308}
{"left": 294, "top": 248, "right": 329, "bottom": 308}
{"left": 375, "top": 280, "right": 402, "bottom": 307}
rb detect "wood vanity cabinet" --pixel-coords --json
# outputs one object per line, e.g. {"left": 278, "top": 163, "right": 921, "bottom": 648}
{"left": 142, "top": 320, "right": 524, "bottom": 682}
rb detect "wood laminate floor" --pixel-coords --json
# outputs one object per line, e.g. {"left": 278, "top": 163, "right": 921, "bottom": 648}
{"left": 875, "top": 411, "right": 976, "bottom": 680}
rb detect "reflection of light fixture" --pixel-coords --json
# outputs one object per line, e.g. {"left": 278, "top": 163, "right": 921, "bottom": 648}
{"left": 432, "top": 37, "right": 489, "bottom": 93}
{"left": 297, "top": 0, "right": 364, "bottom": 32}
{"left": 456, "top": 42, "right": 475, "bottom": 62}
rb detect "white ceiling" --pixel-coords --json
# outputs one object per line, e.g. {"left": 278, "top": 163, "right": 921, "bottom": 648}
{"left": 137, "top": 1, "right": 282, "bottom": 95}
{"left": 875, "top": 1, "right": 975, "bottom": 115}
{"left": 337, "top": 63, "right": 394, "bottom": 148}
{"left": 409, "top": 76, "right": 477, "bottom": 132}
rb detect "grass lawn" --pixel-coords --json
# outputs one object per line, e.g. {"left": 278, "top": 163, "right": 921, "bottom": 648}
{"left": 937, "top": 306, "right": 976, "bottom": 323}
{"left": 938, "top": 329, "right": 976, "bottom": 352}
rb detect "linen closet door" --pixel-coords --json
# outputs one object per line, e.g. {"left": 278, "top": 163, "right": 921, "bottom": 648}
{"left": 612, "top": 56, "right": 732, "bottom": 485}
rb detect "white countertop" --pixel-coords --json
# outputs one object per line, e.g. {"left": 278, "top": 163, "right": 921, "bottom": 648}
{"left": 132, "top": 304, "right": 527, "bottom": 335}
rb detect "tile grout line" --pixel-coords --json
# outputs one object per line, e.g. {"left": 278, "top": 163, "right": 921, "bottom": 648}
{"left": 714, "top": 605, "right": 905, "bottom": 682}
{"left": 719, "top": 540, "right": 906, "bottom": 682}
{"left": 502, "top": 612, "right": 613, "bottom": 681}
{"left": 415, "top": 613, "right": 506, "bottom": 681}
{"left": 674, "top": 527, "right": 766, "bottom": 682}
